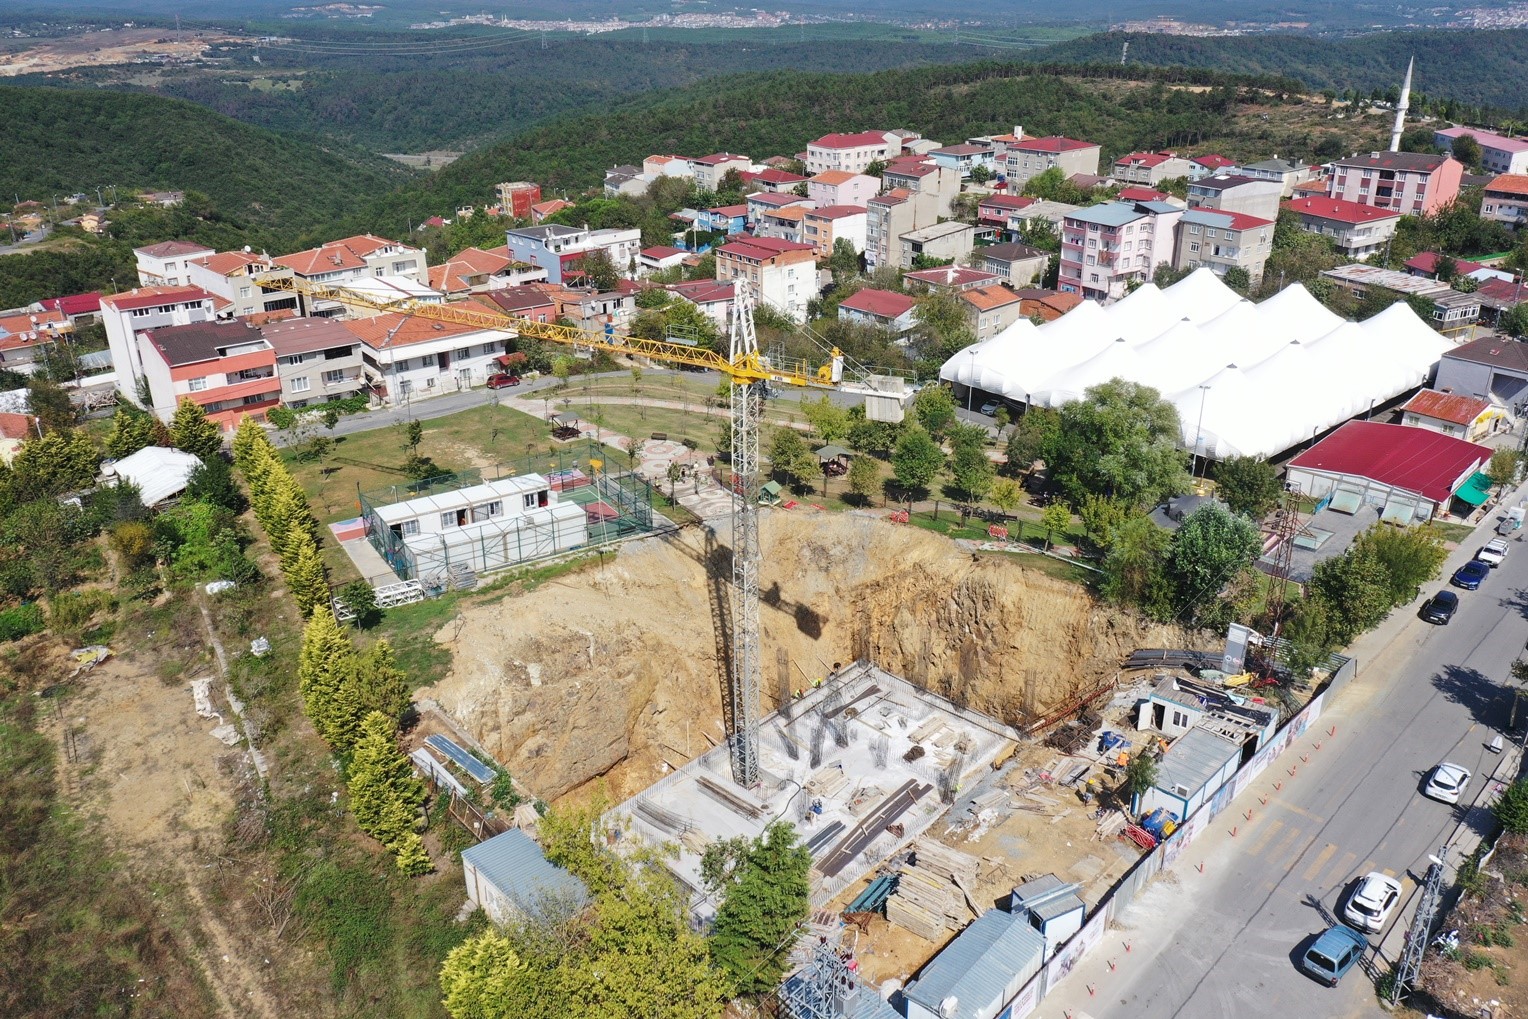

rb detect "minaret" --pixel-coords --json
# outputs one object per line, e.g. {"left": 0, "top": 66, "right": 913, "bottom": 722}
{"left": 1389, "top": 56, "right": 1414, "bottom": 153}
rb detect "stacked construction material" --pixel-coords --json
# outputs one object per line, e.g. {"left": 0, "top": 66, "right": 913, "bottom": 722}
{"left": 885, "top": 838, "right": 980, "bottom": 941}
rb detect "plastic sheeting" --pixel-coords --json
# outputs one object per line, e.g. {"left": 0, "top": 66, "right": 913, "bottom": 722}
{"left": 938, "top": 269, "right": 1452, "bottom": 459}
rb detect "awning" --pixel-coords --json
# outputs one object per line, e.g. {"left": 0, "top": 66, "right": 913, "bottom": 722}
{"left": 1327, "top": 489, "right": 1363, "bottom": 515}
{"left": 1455, "top": 471, "right": 1493, "bottom": 507}
{"left": 1380, "top": 500, "right": 1417, "bottom": 526}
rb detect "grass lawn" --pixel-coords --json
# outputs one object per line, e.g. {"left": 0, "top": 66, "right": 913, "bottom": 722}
{"left": 1430, "top": 520, "right": 1479, "bottom": 544}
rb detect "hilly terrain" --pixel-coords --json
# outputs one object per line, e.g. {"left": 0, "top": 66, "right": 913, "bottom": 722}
{"left": 0, "top": 85, "right": 412, "bottom": 237}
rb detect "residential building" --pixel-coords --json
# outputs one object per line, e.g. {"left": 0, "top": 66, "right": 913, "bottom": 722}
{"left": 714, "top": 237, "right": 816, "bottom": 322}
{"left": 101, "top": 285, "right": 227, "bottom": 399}
{"left": 978, "top": 243, "right": 1050, "bottom": 288}
{"left": 802, "top": 205, "right": 868, "bottom": 258}
{"left": 745, "top": 191, "right": 814, "bottom": 228}
{"left": 689, "top": 152, "right": 750, "bottom": 191}
{"left": 1404, "top": 251, "right": 1486, "bottom": 281}
{"left": 977, "top": 195, "right": 1035, "bottom": 228}
{"left": 185, "top": 250, "right": 297, "bottom": 319}
{"left": 347, "top": 306, "right": 512, "bottom": 404}
{"left": 481, "top": 286, "right": 558, "bottom": 324}
{"left": 1058, "top": 200, "right": 1183, "bottom": 302}
{"left": 427, "top": 247, "right": 545, "bottom": 296}
{"left": 1118, "top": 186, "right": 1184, "bottom": 207}
{"left": 805, "top": 131, "right": 900, "bottom": 175}
{"left": 837, "top": 288, "right": 918, "bottom": 334}
{"left": 695, "top": 204, "right": 748, "bottom": 235}
{"left": 643, "top": 154, "right": 695, "bottom": 179}
{"left": 327, "top": 276, "right": 443, "bottom": 319}
{"left": 502, "top": 224, "right": 641, "bottom": 285}
{"left": 1007, "top": 200, "right": 1082, "bottom": 230}
{"left": 1185, "top": 174, "right": 1284, "bottom": 222}
{"left": 529, "top": 199, "right": 574, "bottom": 224}
{"left": 1112, "top": 152, "right": 1194, "bottom": 186}
{"left": 141, "top": 190, "right": 185, "bottom": 207}
{"left": 879, "top": 162, "right": 961, "bottom": 218}
{"left": 1433, "top": 127, "right": 1528, "bottom": 175}
{"left": 665, "top": 279, "right": 736, "bottom": 332}
{"left": 1326, "top": 151, "right": 1463, "bottom": 215}
{"left": 1014, "top": 287, "right": 1082, "bottom": 322}
{"left": 961, "top": 285, "right": 1025, "bottom": 341}
{"left": 262, "top": 317, "right": 368, "bottom": 408}
{"left": 268, "top": 234, "right": 430, "bottom": 316}
{"left": 495, "top": 181, "right": 542, "bottom": 219}
{"left": 0, "top": 412, "right": 37, "bottom": 463}
{"left": 898, "top": 221, "right": 975, "bottom": 270}
{"left": 928, "top": 142, "right": 998, "bottom": 178}
{"left": 1286, "top": 420, "right": 1493, "bottom": 522}
{"left": 36, "top": 292, "right": 102, "bottom": 324}
{"left": 137, "top": 319, "right": 279, "bottom": 429}
{"left": 603, "top": 165, "right": 646, "bottom": 197}
{"left": 0, "top": 306, "right": 72, "bottom": 368}
{"left": 865, "top": 191, "right": 913, "bottom": 271}
{"left": 1239, "top": 157, "right": 1318, "bottom": 196}
{"left": 1280, "top": 196, "right": 1402, "bottom": 260}
{"left": 753, "top": 205, "right": 809, "bottom": 244}
{"left": 134, "top": 240, "right": 215, "bottom": 287}
{"left": 905, "top": 265, "right": 1002, "bottom": 293}
{"left": 741, "top": 167, "right": 807, "bottom": 193}
{"left": 1436, "top": 334, "right": 1528, "bottom": 412}
{"left": 1400, "top": 389, "right": 1502, "bottom": 442}
{"left": 1173, "top": 209, "right": 1275, "bottom": 285}
{"left": 1189, "top": 154, "right": 1239, "bottom": 180}
{"left": 1003, "top": 135, "right": 1102, "bottom": 186}
{"left": 1321, "top": 264, "right": 1480, "bottom": 333}
{"left": 806, "top": 170, "right": 878, "bottom": 209}
{"left": 551, "top": 287, "right": 637, "bottom": 333}
{"left": 1482, "top": 174, "right": 1528, "bottom": 228}
{"left": 638, "top": 245, "right": 689, "bottom": 274}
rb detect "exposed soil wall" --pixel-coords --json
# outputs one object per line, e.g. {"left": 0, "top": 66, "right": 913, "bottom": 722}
{"left": 423, "top": 513, "right": 1190, "bottom": 802}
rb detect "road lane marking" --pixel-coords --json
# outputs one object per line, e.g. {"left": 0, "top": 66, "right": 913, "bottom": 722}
{"left": 1302, "top": 842, "right": 1339, "bottom": 881}
{"left": 1329, "top": 850, "right": 1359, "bottom": 885}
{"left": 1270, "top": 825, "right": 1308, "bottom": 863}
{"left": 1358, "top": 858, "right": 1376, "bottom": 878}
{"left": 1245, "top": 818, "right": 1284, "bottom": 858}
{"left": 1274, "top": 801, "right": 1326, "bottom": 823}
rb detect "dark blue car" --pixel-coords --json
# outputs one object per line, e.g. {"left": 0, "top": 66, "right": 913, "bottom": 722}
{"left": 1452, "top": 559, "right": 1490, "bottom": 590}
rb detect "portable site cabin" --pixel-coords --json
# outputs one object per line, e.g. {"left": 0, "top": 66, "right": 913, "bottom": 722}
{"left": 365, "top": 473, "right": 588, "bottom": 581}
{"left": 902, "top": 908, "right": 1047, "bottom": 1019}
{"left": 461, "top": 828, "right": 588, "bottom": 925}
{"left": 1010, "top": 874, "right": 1085, "bottom": 962}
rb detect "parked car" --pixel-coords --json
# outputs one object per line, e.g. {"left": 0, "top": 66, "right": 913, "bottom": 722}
{"left": 487, "top": 373, "right": 522, "bottom": 389}
{"left": 1301, "top": 925, "right": 1369, "bottom": 986}
{"left": 1420, "top": 590, "right": 1458, "bottom": 624}
{"left": 1342, "top": 872, "right": 1402, "bottom": 933}
{"left": 1451, "top": 559, "right": 1490, "bottom": 590}
{"left": 1424, "top": 762, "right": 1472, "bottom": 805}
{"left": 1478, "top": 539, "right": 1510, "bottom": 568}
{"left": 978, "top": 400, "right": 1000, "bottom": 416}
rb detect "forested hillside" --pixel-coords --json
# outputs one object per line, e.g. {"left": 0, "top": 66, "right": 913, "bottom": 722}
{"left": 0, "top": 86, "right": 412, "bottom": 236}
{"left": 1033, "top": 30, "right": 1528, "bottom": 115}
{"left": 351, "top": 61, "right": 1338, "bottom": 231}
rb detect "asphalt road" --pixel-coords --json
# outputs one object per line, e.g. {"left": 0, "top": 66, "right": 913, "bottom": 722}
{"left": 1057, "top": 536, "right": 1528, "bottom": 1018}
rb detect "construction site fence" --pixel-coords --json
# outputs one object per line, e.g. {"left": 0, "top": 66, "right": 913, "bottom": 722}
{"left": 421, "top": 769, "right": 511, "bottom": 843}
{"left": 983, "top": 650, "right": 1355, "bottom": 1019}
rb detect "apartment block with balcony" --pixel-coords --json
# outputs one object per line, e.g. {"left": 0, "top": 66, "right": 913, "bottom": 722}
{"left": 746, "top": 192, "right": 815, "bottom": 229}
{"left": 1434, "top": 128, "right": 1528, "bottom": 175}
{"left": 1325, "top": 151, "right": 1463, "bottom": 215}
{"left": 134, "top": 240, "right": 215, "bottom": 287}
{"left": 689, "top": 152, "right": 751, "bottom": 191}
{"left": 502, "top": 224, "right": 641, "bottom": 284}
{"left": 268, "top": 234, "right": 430, "bottom": 316}
{"left": 262, "top": 317, "right": 368, "bottom": 409}
{"left": 802, "top": 205, "right": 868, "bottom": 258}
{"left": 714, "top": 237, "right": 816, "bottom": 323}
{"left": 806, "top": 170, "right": 878, "bottom": 209}
{"left": 1238, "top": 157, "right": 1318, "bottom": 196}
{"left": 1112, "top": 152, "right": 1194, "bottom": 186}
{"left": 898, "top": 221, "right": 975, "bottom": 270}
{"left": 186, "top": 250, "right": 300, "bottom": 320}
{"left": 1185, "top": 174, "right": 1284, "bottom": 222}
{"left": 805, "top": 131, "right": 900, "bottom": 175}
{"left": 1482, "top": 174, "right": 1528, "bottom": 228}
{"left": 1058, "top": 200, "right": 1183, "bottom": 302}
{"left": 879, "top": 162, "right": 961, "bottom": 218}
{"left": 927, "top": 143, "right": 998, "bottom": 178}
{"left": 138, "top": 319, "right": 280, "bottom": 429}
{"left": 101, "top": 285, "right": 227, "bottom": 402}
{"left": 1281, "top": 196, "right": 1402, "bottom": 259}
{"left": 1003, "top": 136, "right": 1102, "bottom": 186}
{"left": 1173, "top": 209, "right": 1274, "bottom": 285}
{"left": 1188, "top": 155, "right": 1239, "bottom": 180}
{"left": 348, "top": 308, "right": 512, "bottom": 405}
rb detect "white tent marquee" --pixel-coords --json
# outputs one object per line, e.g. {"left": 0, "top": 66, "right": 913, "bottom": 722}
{"left": 939, "top": 268, "right": 1453, "bottom": 460}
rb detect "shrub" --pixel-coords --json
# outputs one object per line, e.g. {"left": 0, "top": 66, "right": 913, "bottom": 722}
{"left": 48, "top": 589, "right": 114, "bottom": 635}
{"left": 0, "top": 602, "right": 45, "bottom": 642}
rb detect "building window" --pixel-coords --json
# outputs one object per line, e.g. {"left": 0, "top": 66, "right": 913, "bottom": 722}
{"left": 400, "top": 519, "right": 420, "bottom": 536}
{"left": 1188, "top": 225, "right": 1200, "bottom": 235}
{"left": 486, "top": 501, "right": 502, "bottom": 517}
{"left": 441, "top": 512, "right": 457, "bottom": 529}
{"left": 238, "top": 286, "right": 252, "bottom": 299}
{"left": 1172, "top": 710, "right": 1189, "bottom": 728}
{"left": 523, "top": 493, "right": 538, "bottom": 509}
{"left": 1189, "top": 242, "right": 1200, "bottom": 253}
{"left": 290, "top": 376, "right": 311, "bottom": 393}
{"left": 187, "top": 377, "right": 207, "bottom": 392}
{"left": 281, "top": 353, "right": 307, "bottom": 366}
{"left": 322, "top": 369, "right": 345, "bottom": 386}
{"left": 455, "top": 347, "right": 471, "bottom": 359}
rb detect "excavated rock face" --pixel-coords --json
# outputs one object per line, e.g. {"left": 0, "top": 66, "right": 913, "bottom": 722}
{"left": 425, "top": 513, "right": 1187, "bottom": 802}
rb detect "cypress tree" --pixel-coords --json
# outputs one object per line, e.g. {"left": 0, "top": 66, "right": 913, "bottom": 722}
{"left": 298, "top": 605, "right": 353, "bottom": 745}
{"left": 348, "top": 710, "right": 425, "bottom": 848}
{"left": 168, "top": 397, "right": 224, "bottom": 462}
{"left": 286, "top": 534, "right": 330, "bottom": 625}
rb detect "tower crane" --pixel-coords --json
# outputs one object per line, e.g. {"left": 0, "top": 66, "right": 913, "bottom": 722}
{"left": 257, "top": 273, "right": 859, "bottom": 787}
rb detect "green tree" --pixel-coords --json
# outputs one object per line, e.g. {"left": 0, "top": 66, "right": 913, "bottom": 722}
{"left": 846, "top": 417, "right": 902, "bottom": 458}
{"left": 1503, "top": 304, "right": 1528, "bottom": 340}
{"left": 1309, "top": 545, "right": 1393, "bottom": 644}
{"left": 989, "top": 477, "right": 1021, "bottom": 519}
{"left": 891, "top": 426, "right": 944, "bottom": 494}
{"left": 298, "top": 605, "right": 356, "bottom": 748}
{"left": 348, "top": 638, "right": 411, "bottom": 729}
{"left": 1049, "top": 379, "right": 1188, "bottom": 508}
{"left": 846, "top": 455, "right": 879, "bottom": 505}
{"left": 1213, "top": 456, "right": 1282, "bottom": 518}
{"left": 1351, "top": 523, "right": 1449, "bottom": 605}
{"left": 347, "top": 710, "right": 426, "bottom": 850}
{"left": 1040, "top": 503, "right": 1071, "bottom": 551}
{"left": 168, "top": 397, "right": 223, "bottom": 461}
{"left": 912, "top": 384, "right": 958, "bottom": 440}
{"left": 392, "top": 829, "right": 433, "bottom": 876}
{"left": 1167, "top": 503, "right": 1262, "bottom": 619}
{"left": 948, "top": 432, "right": 994, "bottom": 503}
{"left": 709, "top": 821, "right": 811, "bottom": 995}
{"left": 1487, "top": 448, "right": 1521, "bottom": 495}
{"left": 105, "top": 404, "right": 166, "bottom": 459}
{"left": 801, "top": 395, "right": 851, "bottom": 444}
{"left": 184, "top": 454, "right": 247, "bottom": 514}
{"left": 827, "top": 237, "right": 861, "bottom": 282}
{"left": 1223, "top": 266, "right": 1251, "bottom": 294}
{"left": 913, "top": 290, "right": 975, "bottom": 365}
{"left": 440, "top": 929, "right": 524, "bottom": 1019}
{"left": 1077, "top": 494, "right": 1128, "bottom": 552}
{"left": 551, "top": 356, "right": 575, "bottom": 390}
{"left": 1002, "top": 406, "right": 1059, "bottom": 476}
{"left": 26, "top": 375, "right": 77, "bottom": 434}
{"left": 1281, "top": 596, "right": 1336, "bottom": 677}
{"left": 579, "top": 249, "right": 621, "bottom": 291}
{"left": 10, "top": 430, "right": 99, "bottom": 500}
{"left": 338, "top": 578, "right": 380, "bottom": 628}
{"left": 1449, "top": 133, "right": 1483, "bottom": 171}
{"left": 401, "top": 418, "right": 425, "bottom": 458}
{"left": 1495, "top": 777, "right": 1528, "bottom": 835}
{"left": 768, "top": 427, "right": 816, "bottom": 491}
{"left": 1124, "top": 752, "right": 1159, "bottom": 800}
{"left": 1100, "top": 514, "right": 1173, "bottom": 619}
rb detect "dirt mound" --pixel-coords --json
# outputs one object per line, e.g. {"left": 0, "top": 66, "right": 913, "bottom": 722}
{"left": 424, "top": 512, "right": 1188, "bottom": 802}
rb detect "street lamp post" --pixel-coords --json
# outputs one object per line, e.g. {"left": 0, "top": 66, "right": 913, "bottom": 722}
{"left": 1194, "top": 384, "right": 1211, "bottom": 479}
{"left": 967, "top": 348, "right": 978, "bottom": 412}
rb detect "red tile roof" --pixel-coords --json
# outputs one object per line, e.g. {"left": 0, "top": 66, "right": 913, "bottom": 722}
{"left": 1331, "top": 151, "right": 1450, "bottom": 172}
{"left": 1404, "top": 251, "right": 1486, "bottom": 277}
{"left": 427, "top": 247, "right": 514, "bottom": 292}
{"left": 641, "top": 245, "right": 685, "bottom": 259}
{"left": 37, "top": 292, "right": 101, "bottom": 316}
{"left": 0, "top": 412, "right": 36, "bottom": 441}
{"left": 1189, "top": 209, "right": 1274, "bottom": 231}
{"left": 979, "top": 195, "right": 1035, "bottom": 211}
{"left": 883, "top": 163, "right": 938, "bottom": 178}
{"left": 100, "top": 285, "right": 218, "bottom": 312}
{"left": 192, "top": 250, "right": 269, "bottom": 276}
{"left": 1011, "top": 136, "right": 1096, "bottom": 154}
{"left": 1402, "top": 389, "right": 1492, "bottom": 426}
{"left": 1192, "top": 154, "right": 1238, "bottom": 170}
{"left": 751, "top": 168, "right": 807, "bottom": 185}
{"left": 1287, "top": 420, "right": 1492, "bottom": 504}
{"left": 806, "top": 205, "right": 868, "bottom": 221}
{"left": 960, "top": 285, "right": 1023, "bottom": 312}
{"left": 135, "top": 239, "right": 213, "bottom": 258}
{"left": 693, "top": 152, "right": 748, "bottom": 165}
{"left": 1115, "top": 151, "right": 1177, "bottom": 168}
{"left": 1486, "top": 173, "right": 1528, "bottom": 197}
{"left": 707, "top": 204, "right": 748, "bottom": 217}
{"left": 1281, "top": 196, "right": 1402, "bottom": 225}
{"left": 810, "top": 131, "right": 892, "bottom": 150}
{"left": 839, "top": 288, "right": 917, "bottom": 320}
{"left": 0, "top": 308, "right": 69, "bottom": 350}
{"left": 667, "top": 280, "right": 735, "bottom": 305}
{"left": 1118, "top": 186, "right": 1173, "bottom": 202}
{"left": 341, "top": 312, "right": 494, "bottom": 349}
{"left": 275, "top": 234, "right": 413, "bottom": 276}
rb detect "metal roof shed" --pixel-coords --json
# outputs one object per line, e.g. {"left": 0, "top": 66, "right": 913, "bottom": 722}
{"left": 1136, "top": 726, "right": 1244, "bottom": 820}
{"left": 461, "top": 828, "right": 588, "bottom": 925}
{"left": 107, "top": 445, "right": 203, "bottom": 507}
{"left": 1010, "top": 874, "right": 1085, "bottom": 961}
{"left": 903, "top": 909, "right": 1046, "bottom": 1019}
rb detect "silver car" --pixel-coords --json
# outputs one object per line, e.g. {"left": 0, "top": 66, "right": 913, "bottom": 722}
{"left": 1424, "top": 762, "right": 1471, "bottom": 805}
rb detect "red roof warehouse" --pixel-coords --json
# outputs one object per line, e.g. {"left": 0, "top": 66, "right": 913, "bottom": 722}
{"left": 1286, "top": 420, "right": 1493, "bottom": 517}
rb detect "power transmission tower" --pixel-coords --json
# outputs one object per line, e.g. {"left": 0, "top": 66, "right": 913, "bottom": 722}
{"left": 1390, "top": 848, "right": 1448, "bottom": 1005}
{"left": 1264, "top": 485, "right": 1302, "bottom": 638}
{"left": 778, "top": 938, "right": 859, "bottom": 1019}
{"left": 728, "top": 283, "right": 763, "bottom": 787}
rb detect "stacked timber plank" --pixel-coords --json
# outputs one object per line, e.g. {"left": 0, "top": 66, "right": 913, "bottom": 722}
{"left": 885, "top": 838, "right": 980, "bottom": 941}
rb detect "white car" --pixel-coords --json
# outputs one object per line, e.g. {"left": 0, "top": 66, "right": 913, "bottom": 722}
{"left": 978, "top": 400, "right": 1001, "bottom": 416}
{"left": 1343, "top": 872, "right": 1403, "bottom": 933}
{"left": 1424, "top": 762, "right": 1472, "bottom": 804}
{"left": 1478, "top": 539, "right": 1510, "bottom": 568}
